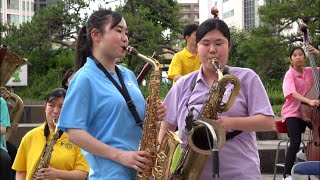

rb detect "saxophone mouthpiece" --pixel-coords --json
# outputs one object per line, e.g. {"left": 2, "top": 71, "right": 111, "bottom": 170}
{"left": 52, "top": 118, "right": 58, "bottom": 126}
{"left": 126, "top": 46, "right": 138, "bottom": 56}
{"left": 211, "top": 58, "right": 220, "bottom": 70}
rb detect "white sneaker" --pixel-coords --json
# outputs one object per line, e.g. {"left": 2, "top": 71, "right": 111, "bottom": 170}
{"left": 282, "top": 175, "right": 292, "bottom": 180}
{"left": 296, "top": 149, "right": 306, "bottom": 161}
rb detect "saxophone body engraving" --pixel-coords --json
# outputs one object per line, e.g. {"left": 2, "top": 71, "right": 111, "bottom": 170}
{"left": 127, "top": 46, "right": 182, "bottom": 180}
{"left": 32, "top": 118, "right": 60, "bottom": 180}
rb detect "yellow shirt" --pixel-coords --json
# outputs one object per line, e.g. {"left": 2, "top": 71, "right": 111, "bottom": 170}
{"left": 12, "top": 123, "right": 89, "bottom": 180}
{"left": 168, "top": 48, "right": 201, "bottom": 82}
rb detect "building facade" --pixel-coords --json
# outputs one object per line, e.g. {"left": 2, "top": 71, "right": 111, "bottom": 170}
{"left": 33, "top": 0, "right": 58, "bottom": 11}
{"left": 1, "top": 0, "right": 34, "bottom": 25}
{"left": 196, "top": 0, "right": 265, "bottom": 30}
{"left": 178, "top": 0, "right": 199, "bottom": 24}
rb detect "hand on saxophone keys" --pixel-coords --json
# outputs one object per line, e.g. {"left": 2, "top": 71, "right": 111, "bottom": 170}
{"left": 115, "top": 150, "right": 152, "bottom": 173}
{"left": 155, "top": 100, "right": 166, "bottom": 121}
{"left": 34, "top": 166, "right": 59, "bottom": 180}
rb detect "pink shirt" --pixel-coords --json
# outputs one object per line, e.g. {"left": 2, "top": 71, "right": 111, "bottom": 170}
{"left": 281, "top": 66, "right": 316, "bottom": 120}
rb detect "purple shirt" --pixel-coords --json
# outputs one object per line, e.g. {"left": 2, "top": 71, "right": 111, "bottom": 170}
{"left": 281, "top": 66, "right": 315, "bottom": 120}
{"left": 164, "top": 66, "right": 274, "bottom": 180}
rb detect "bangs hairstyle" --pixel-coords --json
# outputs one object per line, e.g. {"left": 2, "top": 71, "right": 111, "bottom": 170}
{"left": 46, "top": 88, "right": 66, "bottom": 103}
{"left": 196, "top": 18, "right": 230, "bottom": 44}
{"left": 86, "top": 10, "right": 123, "bottom": 36}
{"left": 289, "top": 46, "right": 306, "bottom": 58}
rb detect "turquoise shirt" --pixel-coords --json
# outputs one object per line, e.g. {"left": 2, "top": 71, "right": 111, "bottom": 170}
{"left": 58, "top": 57, "right": 146, "bottom": 180}
{"left": 1, "top": 97, "right": 11, "bottom": 152}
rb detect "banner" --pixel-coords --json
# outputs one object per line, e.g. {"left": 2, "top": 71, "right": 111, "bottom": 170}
{"left": 6, "top": 60, "right": 28, "bottom": 86}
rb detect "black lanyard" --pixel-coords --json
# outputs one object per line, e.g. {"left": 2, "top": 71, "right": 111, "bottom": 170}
{"left": 91, "top": 56, "right": 143, "bottom": 128}
{"left": 187, "top": 67, "right": 242, "bottom": 140}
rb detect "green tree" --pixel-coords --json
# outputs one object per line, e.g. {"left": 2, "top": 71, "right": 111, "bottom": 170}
{"left": 1, "top": 0, "right": 89, "bottom": 57}
{"left": 236, "top": 0, "right": 319, "bottom": 83}
{"left": 1, "top": 0, "right": 182, "bottom": 100}
{"left": 1, "top": 0, "right": 88, "bottom": 100}
{"left": 117, "top": 0, "right": 182, "bottom": 74}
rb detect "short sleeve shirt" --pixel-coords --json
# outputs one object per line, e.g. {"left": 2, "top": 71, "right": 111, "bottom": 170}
{"left": 164, "top": 66, "right": 274, "bottom": 180}
{"left": 168, "top": 48, "right": 201, "bottom": 81}
{"left": 0, "top": 97, "right": 11, "bottom": 152}
{"left": 58, "top": 57, "right": 146, "bottom": 179}
{"left": 281, "top": 66, "right": 316, "bottom": 120}
{"left": 12, "top": 123, "right": 89, "bottom": 180}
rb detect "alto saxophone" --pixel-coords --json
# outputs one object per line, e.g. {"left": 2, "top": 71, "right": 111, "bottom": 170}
{"left": 127, "top": 46, "right": 182, "bottom": 180}
{"left": 31, "top": 118, "right": 60, "bottom": 180}
{"left": 171, "top": 59, "right": 241, "bottom": 180}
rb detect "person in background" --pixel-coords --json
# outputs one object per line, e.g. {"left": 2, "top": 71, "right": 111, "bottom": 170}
{"left": 0, "top": 96, "right": 13, "bottom": 180}
{"left": 307, "top": 44, "right": 320, "bottom": 57}
{"left": 12, "top": 88, "right": 89, "bottom": 180}
{"left": 168, "top": 24, "right": 200, "bottom": 83}
{"left": 58, "top": 10, "right": 166, "bottom": 179}
{"left": 159, "top": 18, "right": 274, "bottom": 180}
{"left": 62, "top": 68, "right": 75, "bottom": 90}
{"left": 281, "top": 46, "right": 320, "bottom": 180}
{"left": 6, "top": 122, "right": 18, "bottom": 179}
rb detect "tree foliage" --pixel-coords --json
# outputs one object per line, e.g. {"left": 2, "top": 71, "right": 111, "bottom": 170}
{"left": 117, "top": 0, "right": 182, "bottom": 73}
{"left": 1, "top": 0, "right": 89, "bottom": 57}
{"left": 1, "top": 0, "right": 182, "bottom": 100}
{"left": 234, "top": 0, "right": 319, "bottom": 83}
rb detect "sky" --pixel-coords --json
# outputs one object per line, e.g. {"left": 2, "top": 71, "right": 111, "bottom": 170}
{"left": 88, "top": 0, "right": 123, "bottom": 11}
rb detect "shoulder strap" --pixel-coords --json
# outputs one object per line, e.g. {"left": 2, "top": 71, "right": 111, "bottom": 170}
{"left": 92, "top": 56, "right": 143, "bottom": 128}
{"left": 189, "top": 66, "right": 242, "bottom": 140}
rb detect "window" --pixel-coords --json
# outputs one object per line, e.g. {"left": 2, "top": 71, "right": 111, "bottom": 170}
{"left": 7, "top": 14, "right": 19, "bottom": 25}
{"left": 7, "top": 0, "right": 19, "bottom": 10}
{"left": 223, "top": 9, "right": 234, "bottom": 19}
{"left": 244, "top": 0, "right": 255, "bottom": 30}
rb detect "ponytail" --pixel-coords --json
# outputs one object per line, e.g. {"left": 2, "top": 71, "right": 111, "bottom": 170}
{"left": 74, "top": 26, "right": 91, "bottom": 71}
{"left": 74, "top": 10, "right": 123, "bottom": 71}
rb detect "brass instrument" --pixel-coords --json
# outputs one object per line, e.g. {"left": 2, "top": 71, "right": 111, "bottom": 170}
{"left": 126, "top": 46, "right": 182, "bottom": 180}
{"left": 0, "top": 45, "right": 27, "bottom": 140}
{"left": 32, "top": 118, "right": 60, "bottom": 180}
{"left": 171, "top": 59, "right": 241, "bottom": 180}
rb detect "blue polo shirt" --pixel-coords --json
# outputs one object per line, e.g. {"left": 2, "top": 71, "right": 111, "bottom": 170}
{"left": 58, "top": 57, "right": 146, "bottom": 179}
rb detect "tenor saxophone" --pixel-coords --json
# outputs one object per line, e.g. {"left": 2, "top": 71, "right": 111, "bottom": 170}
{"left": 171, "top": 59, "right": 241, "bottom": 180}
{"left": 127, "top": 46, "right": 182, "bottom": 180}
{"left": 31, "top": 118, "right": 60, "bottom": 180}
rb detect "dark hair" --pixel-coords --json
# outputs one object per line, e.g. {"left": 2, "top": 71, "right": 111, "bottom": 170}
{"left": 183, "top": 24, "right": 198, "bottom": 39}
{"left": 196, "top": 19, "right": 230, "bottom": 45}
{"left": 61, "top": 68, "right": 74, "bottom": 90}
{"left": 289, "top": 47, "right": 306, "bottom": 59}
{"left": 74, "top": 10, "right": 123, "bottom": 71}
{"left": 46, "top": 88, "right": 66, "bottom": 103}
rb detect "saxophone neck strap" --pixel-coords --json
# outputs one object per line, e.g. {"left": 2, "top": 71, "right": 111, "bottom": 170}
{"left": 189, "top": 66, "right": 242, "bottom": 141}
{"left": 91, "top": 56, "right": 143, "bottom": 128}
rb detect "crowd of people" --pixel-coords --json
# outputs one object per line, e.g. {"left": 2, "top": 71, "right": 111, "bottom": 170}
{"left": 1, "top": 8, "right": 319, "bottom": 180}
